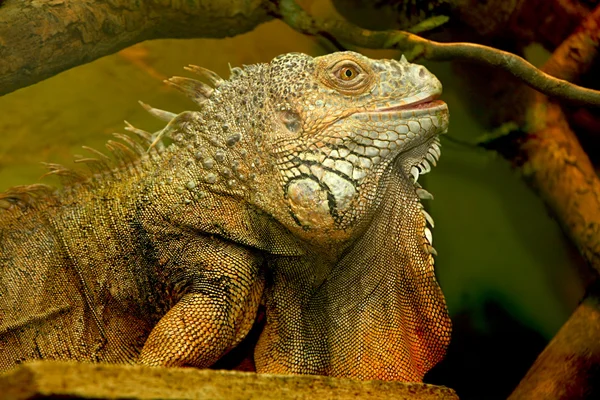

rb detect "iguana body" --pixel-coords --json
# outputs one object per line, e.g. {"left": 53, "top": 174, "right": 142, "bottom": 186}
{"left": 0, "top": 52, "right": 450, "bottom": 381}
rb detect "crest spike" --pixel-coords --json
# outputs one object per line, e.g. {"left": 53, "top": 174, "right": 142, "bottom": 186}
{"left": 79, "top": 146, "right": 111, "bottom": 170}
{"left": 165, "top": 76, "right": 213, "bottom": 106}
{"left": 124, "top": 121, "right": 153, "bottom": 143}
{"left": 184, "top": 65, "right": 224, "bottom": 87}
{"left": 0, "top": 184, "right": 55, "bottom": 210}
{"left": 73, "top": 157, "right": 107, "bottom": 173}
{"left": 81, "top": 146, "right": 110, "bottom": 160}
{"left": 138, "top": 101, "right": 177, "bottom": 122}
{"left": 105, "top": 140, "right": 137, "bottom": 164}
{"left": 40, "top": 163, "right": 85, "bottom": 184}
{"left": 147, "top": 127, "right": 167, "bottom": 153}
{"left": 112, "top": 132, "right": 146, "bottom": 156}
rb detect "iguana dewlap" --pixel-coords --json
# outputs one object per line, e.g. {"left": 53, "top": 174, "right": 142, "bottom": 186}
{"left": 0, "top": 51, "right": 450, "bottom": 382}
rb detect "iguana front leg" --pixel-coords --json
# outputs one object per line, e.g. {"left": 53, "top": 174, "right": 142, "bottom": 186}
{"left": 138, "top": 237, "right": 264, "bottom": 368}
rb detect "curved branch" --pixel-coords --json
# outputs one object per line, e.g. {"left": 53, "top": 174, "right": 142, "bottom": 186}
{"left": 509, "top": 291, "right": 600, "bottom": 399}
{"left": 0, "top": 0, "right": 273, "bottom": 96}
{"left": 522, "top": 100, "right": 600, "bottom": 275}
{"left": 278, "top": 0, "right": 600, "bottom": 107}
{"left": 520, "top": 4, "right": 600, "bottom": 278}
{"left": 3, "top": 0, "right": 598, "bottom": 107}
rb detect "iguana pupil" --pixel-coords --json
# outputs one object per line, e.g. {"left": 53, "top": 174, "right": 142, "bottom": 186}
{"left": 342, "top": 67, "right": 355, "bottom": 79}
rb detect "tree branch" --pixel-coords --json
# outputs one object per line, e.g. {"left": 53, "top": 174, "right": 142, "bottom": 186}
{"left": 0, "top": 0, "right": 273, "bottom": 96}
{"left": 518, "top": 4, "right": 600, "bottom": 276}
{"left": 508, "top": 291, "right": 600, "bottom": 399}
{"left": 277, "top": 0, "right": 600, "bottom": 107}
{"left": 3, "top": 0, "right": 600, "bottom": 108}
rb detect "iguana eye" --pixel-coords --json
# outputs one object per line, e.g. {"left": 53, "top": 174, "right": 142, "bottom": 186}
{"left": 340, "top": 66, "right": 358, "bottom": 80}
{"left": 319, "top": 58, "right": 372, "bottom": 94}
{"left": 334, "top": 62, "right": 362, "bottom": 82}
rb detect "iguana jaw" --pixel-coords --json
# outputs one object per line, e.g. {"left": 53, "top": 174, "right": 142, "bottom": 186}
{"left": 383, "top": 98, "right": 446, "bottom": 255}
{"left": 359, "top": 94, "right": 448, "bottom": 181}
{"left": 389, "top": 102, "right": 446, "bottom": 193}
{"left": 363, "top": 95, "right": 446, "bottom": 254}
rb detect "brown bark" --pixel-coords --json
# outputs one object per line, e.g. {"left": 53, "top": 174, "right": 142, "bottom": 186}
{"left": 0, "top": 0, "right": 273, "bottom": 96}
{"left": 508, "top": 292, "right": 600, "bottom": 399}
{"left": 518, "top": 4, "right": 600, "bottom": 275}
{"left": 520, "top": 99, "right": 600, "bottom": 275}
{"left": 506, "top": 6, "right": 600, "bottom": 396}
{"left": 542, "top": 3, "right": 600, "bottom": 82}
{"left": 510, "top": 0, "right": 592, "bottom": 49}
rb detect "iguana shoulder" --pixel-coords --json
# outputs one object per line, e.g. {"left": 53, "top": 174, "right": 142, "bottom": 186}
{"left": 0, "top": 51, "right": 450, "bottom": 382}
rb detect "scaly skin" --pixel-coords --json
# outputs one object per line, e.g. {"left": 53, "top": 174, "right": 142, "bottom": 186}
{"left": 0, "top": 51, "right": 450, "bottom": 381}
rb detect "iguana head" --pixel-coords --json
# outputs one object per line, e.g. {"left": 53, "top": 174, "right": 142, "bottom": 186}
{"left": 256, "top": 52, "right": 446, "bottom": 247}
{"left": 170, "top": 51, "right": 448, "bottom": 249}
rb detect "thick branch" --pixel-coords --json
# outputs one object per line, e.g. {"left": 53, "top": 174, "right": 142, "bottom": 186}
{"left": 521, "top": 101, "right": 600, "bottom": 275}
{"left": 3, "top": 0, "right": 600, "bottom": 108}
{"left": 543, "top": 1, "right": 600, "bottom": 81}
{"left": 278, "top": 0, "right": 600, "bottom": 107}
{"left": 508, "top": 292, "right": 600, "bottom": 399}
{"left": 459, "top": 5, "right": 600, "bottom": 394}
{"left": 0, "top": 0, "right": 273, "bottom": 96}
{"left": 519, "top": 4, "right": 600, "bottom": 275}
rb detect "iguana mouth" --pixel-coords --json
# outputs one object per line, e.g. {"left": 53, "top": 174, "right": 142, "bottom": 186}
{"left": 375, "top": 95, "right": 446, "bottom": 114}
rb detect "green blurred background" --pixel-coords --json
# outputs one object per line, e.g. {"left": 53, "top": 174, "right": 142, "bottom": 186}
{"left": 0, "top": 18, "right": 588, "bottom": 399}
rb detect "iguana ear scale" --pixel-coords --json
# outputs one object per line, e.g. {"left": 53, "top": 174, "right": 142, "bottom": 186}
{"left": 184, "top": 65, "right": 224, "bottom": 88}
{"left": 164, "top": 76, "right": 213, "bottom": 106}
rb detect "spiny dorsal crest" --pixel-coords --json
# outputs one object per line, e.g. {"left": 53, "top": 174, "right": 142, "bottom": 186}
{"left": 145, "top": 64, "right": 232, "bottom": 150}
{"left": 0, "top": 61, "right": 247, "bottom": 213}
{"left": 0, "top": 123, "right": 160, "bottom": 213}
{"left": 0, "top": 184, "right": 56, "bottom": 211}
{"left": 162, "top": 62, "right": 239, "bottom": 108}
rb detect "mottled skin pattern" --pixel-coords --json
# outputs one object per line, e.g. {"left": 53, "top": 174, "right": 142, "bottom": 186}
{"left": 0, "top": 52, "right": 450, "bottom": 382}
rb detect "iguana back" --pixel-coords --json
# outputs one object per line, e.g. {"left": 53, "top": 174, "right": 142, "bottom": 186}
{"left": 0, "top": 51, "right": 451, "bottom": 382}
{"left": 0, "top": 149, "right": 282, "bottom": 370}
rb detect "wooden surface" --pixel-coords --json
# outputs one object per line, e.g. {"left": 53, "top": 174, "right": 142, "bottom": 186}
{"left": 0, "top": 360, "right": 458, "bottom": 400}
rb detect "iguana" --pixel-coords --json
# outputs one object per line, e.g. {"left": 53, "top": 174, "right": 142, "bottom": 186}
{"left": 0, "top": 51, "right": 451, "bottom": 382}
